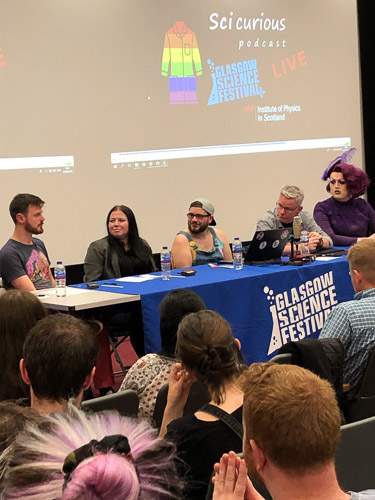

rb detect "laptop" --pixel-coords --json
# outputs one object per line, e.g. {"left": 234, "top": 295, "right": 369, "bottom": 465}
{"left": 244, "top": 229, "right": 290, "bottom": 264}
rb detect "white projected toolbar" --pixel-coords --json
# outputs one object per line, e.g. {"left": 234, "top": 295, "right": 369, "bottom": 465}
{"left": 0, "top": 156, "right": 75, "bottom": 172}
{"left": 111, "top": 137, "right": 351, "bottom": 167}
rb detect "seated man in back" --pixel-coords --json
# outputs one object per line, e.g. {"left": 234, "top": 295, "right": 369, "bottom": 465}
{"left": 213, "top": 363, "right": 375, "bottom": 500}
{"left": 20, "top": 314, "right": 99, "bottom": 414}
{"left": 320, "top": 238, "right": 375, "bottom": 402}
{"left": 0, "top": 193, "right": 55, "bottom": 290}
{"left": 256, "top": 185, "right": 332, "bottom": 253}
{"left": 171, "top": 197, "right": 232, "bottom": 268}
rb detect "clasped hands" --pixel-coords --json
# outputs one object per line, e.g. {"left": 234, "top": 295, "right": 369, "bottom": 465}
{"left": 212, "top": 451, "right": 265, "bottom": 500}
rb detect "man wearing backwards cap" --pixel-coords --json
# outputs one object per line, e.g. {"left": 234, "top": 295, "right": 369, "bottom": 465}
{"left": 171, "top": 197, "right": 232, "bottom": 268}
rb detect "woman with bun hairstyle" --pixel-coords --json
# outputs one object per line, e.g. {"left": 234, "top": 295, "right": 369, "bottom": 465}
{"left": 1, "top": 407, "right": 183, "bottom": 500}
{"left": 160, "top": 310, "right": 245, "bottom": 500}
{"left": 314, "top": 148, "right": 375, "bottom": 246}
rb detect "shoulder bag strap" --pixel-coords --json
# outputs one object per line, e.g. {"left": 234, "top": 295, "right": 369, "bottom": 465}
{"left": 199, "top": 403, "right": 243, "bottom": 439}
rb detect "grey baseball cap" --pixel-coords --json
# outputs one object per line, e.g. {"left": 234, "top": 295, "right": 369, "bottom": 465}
{"left": 189, "top": 197, "right": 216, "bottom": 226}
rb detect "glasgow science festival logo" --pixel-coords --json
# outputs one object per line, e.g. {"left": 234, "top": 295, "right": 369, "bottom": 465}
{"left": 265, "top": 271, "right": 338, "bottom": 355}
{"left": 207, "top": 58, "right": 265, "bottom": 105}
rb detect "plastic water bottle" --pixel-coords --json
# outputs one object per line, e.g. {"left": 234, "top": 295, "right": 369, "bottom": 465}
{"left": 160, "top": 246, "right": 171, "bottom": 280}
{"left": 300, "top": 230, "right": 310, "bottom": 256}
{"left": 55, "top": 261, "right": 67, "bottom": 297}
{"left": 233, "top": 237, "right": 243, "bottom": 270}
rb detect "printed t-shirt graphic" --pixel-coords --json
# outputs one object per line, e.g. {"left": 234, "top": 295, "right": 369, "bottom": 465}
{"left": 26, "top": 249, "right": 53, "bottom": 288}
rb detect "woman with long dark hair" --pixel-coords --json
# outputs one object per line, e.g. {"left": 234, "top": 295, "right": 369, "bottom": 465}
{"left": 0, "top": 289, "right": 46, "bottom": 402}
{"left": 84, "top": 205, "right": 156, "bottom": 282}
{"left": 118, "top": 289, "right": 206, "bottom": 419}
{"left": 83, "top": 206, "right": 156, "bottom": 393}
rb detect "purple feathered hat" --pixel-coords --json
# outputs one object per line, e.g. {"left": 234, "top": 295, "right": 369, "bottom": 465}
{"left": 322, "top": 148, "right": 370, "bottom": 198}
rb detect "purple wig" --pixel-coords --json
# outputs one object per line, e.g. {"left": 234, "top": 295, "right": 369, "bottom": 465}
{"left": 322, "top": 148, "right": 370, "bottom": 198}
{"left": 1, "top": 407, "right": 183, "bottom": 500}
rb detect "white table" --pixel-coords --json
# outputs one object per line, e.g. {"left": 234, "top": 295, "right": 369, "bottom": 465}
{"left": 32, "top": 287, "right": 140, "bottom": 312}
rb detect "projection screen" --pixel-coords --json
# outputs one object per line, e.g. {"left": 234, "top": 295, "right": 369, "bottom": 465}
{"left": 0, "top": 0, "right": 363, "bottom": 265}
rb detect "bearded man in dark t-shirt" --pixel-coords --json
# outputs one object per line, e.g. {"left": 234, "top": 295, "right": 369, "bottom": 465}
{"left": 0, "top": 193, "right": 55, "bottom": 290}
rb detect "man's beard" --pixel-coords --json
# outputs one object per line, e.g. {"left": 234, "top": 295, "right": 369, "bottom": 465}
{"left": 188, "top": 221, "right": 209, "bottom": 234}
{"left": 25, "top": 220, "right": 43, "bottom": 234}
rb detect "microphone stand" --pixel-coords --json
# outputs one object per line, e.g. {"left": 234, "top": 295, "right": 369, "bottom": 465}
{"left": 285, "top": 233, "right": 302, "bottom": 266}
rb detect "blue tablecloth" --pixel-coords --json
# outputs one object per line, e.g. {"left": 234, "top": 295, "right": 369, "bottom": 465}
{"left": 72, "top": 256, "right": 353, "bottom": 364}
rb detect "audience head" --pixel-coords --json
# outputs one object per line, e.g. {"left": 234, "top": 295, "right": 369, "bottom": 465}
{"left": 322, "top": 148, "right": 370, "bottom": 198}
{"left": 276, "top": 185, "right": 304, "bottom": 224}
{"left": 21, "top": 314, "right": 99, "bottom": 405}
{"left": 1, "top": 408, "right": 183, "bottom": 500}
{"left": 176, "top": 310, "right": 242, "bottom": 404}
{"left": 106, "top": 205, "right": 139, "bottom": 244}
{"left": 0, "top": 402, "right": 44, "bottom": 454}
{"left": 9, "top": 193, "right": 45, "bottom": 225}
{"left": 239, "top": 363, "right": 341, "bottom": 480}
{"left": 0, "top": 290, "right": 46, "bottom": 401}
{"left": 159, "top": 289, "right": 206, "bottom": 357}
{"left": 347, "top": 238, "right": 375, "bottom": 290}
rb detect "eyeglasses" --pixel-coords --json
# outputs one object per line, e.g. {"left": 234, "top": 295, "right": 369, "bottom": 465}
{"left": 187, "top": 213, "right": 210, "bottom": 221}
{"left": 329, "top": 179, "right": 346, "bottom": 185}
{"left": 276, "top": 202, "right": 299, "bottom": 213}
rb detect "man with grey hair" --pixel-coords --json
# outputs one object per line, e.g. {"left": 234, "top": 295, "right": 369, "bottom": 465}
{"left": 256, "top": 185, "right": 332, "bottom": 252}
{"left": 171, "top": 197, "right": 232, "bottom": 268}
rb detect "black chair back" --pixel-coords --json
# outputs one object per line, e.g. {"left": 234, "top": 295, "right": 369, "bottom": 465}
{"left": 81, "top": 389, "right": 139, "bottom": 417}
{"left": 336, "top": 415, "right": 375, "bottom": 491}
{"left": 345, "top": 343, "right": 375, "bottom": 422}
{"left": 270, "top": 352, "right": 293, "bottom": 364}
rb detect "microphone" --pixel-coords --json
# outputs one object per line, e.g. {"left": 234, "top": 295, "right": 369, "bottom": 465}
{"left": 293, "top": 215, "right": 302, "bottom": 241}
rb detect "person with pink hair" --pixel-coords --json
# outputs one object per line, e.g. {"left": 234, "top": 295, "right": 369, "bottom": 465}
{"left": 0, "top": 407, "right": 183, "bottom": 500}
{"left": 314, "top": 148, "right": 375, "bottom": 246}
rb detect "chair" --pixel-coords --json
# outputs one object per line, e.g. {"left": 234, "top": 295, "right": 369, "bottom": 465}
{"left": 278, "top": 338, "right": 345, "bottom": 415}
{"left": 336, "top": 415, "right": 375, "bottom": 492}
{"left": 85, "top": 318, "right": 130, "bottom": 377}
{"left": 269, "top": 352, "right": 292, "bottom": 365}
{"left": 108, "top": 312, "right": 134, "bottom": 376}
{"left": 345, "top": 343, "right": 375, "bottom": 423}
{"left": 153, "top": 381, "right": 210, "bottom": 429}
{"left": 108, "top": 333, "right": 131, "bottom": 376}
{"left": 81, "top": 389, "right": 139, "bottom": 417}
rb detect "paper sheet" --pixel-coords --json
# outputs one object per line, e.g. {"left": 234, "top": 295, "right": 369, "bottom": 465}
{"left": 116, "top": 274, "right": 160, "bottom": 283}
